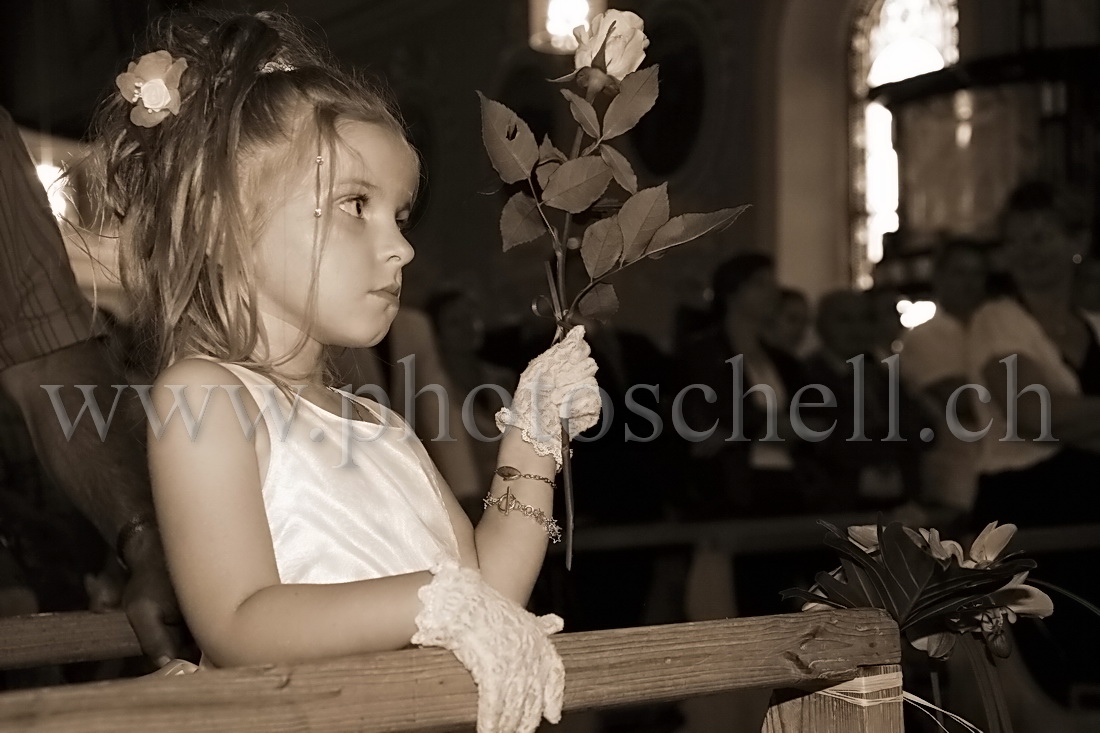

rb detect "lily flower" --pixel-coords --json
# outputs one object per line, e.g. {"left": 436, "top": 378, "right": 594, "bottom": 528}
{"left": 967, "top": 521, "right": 1017, "bottom": 568}
{"left": 919, "top": 528, "right": 967, "bottom": 566}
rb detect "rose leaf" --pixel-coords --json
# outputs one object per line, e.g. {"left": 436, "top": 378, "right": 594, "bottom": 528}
{"left": 539, "top": 135, "right": 567, "bottom": 164}
{"left": 598, "top": 144, "right": 638, "bottom": 194}
{"left": 619, "top": 183, "right": 669, "bottom": 263}
{"left": 560, "top": 89, "right": 601, "bottom": 140}
{"left": 577, "top": 283, "right": 619, "bottom": 322}
{"left": 541, "top": 157, "right": 613, "bottom": 214}
{"left": 581, "top": 216, "right": 624, "bottom": 279}
{"left": 500, "top": 191, "right": 547, "bottom": 251}
{"left": 602, "top": 65, "right": 659, "bottom": 141}
{"left": 477, "top": 91, "right": 539, "bottom": 184}
{"left": 645, "top": 205, "right": 750, "bottom": 258}
{"left": 535, "top": 160, "right": 561, "bottom": 191}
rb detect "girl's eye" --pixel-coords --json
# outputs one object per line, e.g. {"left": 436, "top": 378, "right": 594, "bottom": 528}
{"left": 338, "top": 196, "right": 368, "bottom": 219}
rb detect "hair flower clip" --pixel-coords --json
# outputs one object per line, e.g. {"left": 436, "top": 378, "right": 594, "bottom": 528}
{"left": 115, "top": 50, "right": 188, "bottom": 128}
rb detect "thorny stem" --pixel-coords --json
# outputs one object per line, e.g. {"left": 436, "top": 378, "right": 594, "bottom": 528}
{"left": 552, "top": 84, "right": 598, "bottom": 570}
{"left": 528, "top": 179, "right": 560, "bottom": 262}
{"left": 554, "top": 85, "right": 601, "bottom": 338}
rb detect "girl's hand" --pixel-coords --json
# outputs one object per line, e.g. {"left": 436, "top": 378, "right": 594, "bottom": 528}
{"left": 495, "top": 326, "right": 600, "bottom": 470}
{"left": 412, "top": 562, "right": 564, "bottom": 733}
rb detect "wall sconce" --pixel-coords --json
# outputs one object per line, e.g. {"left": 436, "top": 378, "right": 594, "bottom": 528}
{"left": 529, "top": 0, "right": 607, "bottom": 54}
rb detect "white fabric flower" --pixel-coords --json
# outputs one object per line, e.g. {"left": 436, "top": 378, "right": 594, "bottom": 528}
{"left": 115, "top": 50, "right": 188, "bottom": 128}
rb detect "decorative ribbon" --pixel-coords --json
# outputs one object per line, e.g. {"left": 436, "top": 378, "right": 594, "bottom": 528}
{"left": 813, "top": 671, "right": 984, "bottom": 733}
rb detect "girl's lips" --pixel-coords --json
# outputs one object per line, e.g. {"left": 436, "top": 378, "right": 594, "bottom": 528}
{"left": 374, "top": 283, "right": 400, "bottom": 299}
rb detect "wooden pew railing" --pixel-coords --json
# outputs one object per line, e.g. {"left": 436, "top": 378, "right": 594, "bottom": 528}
{"left": 0, "top": 609, "right": 901, "bottom": 732}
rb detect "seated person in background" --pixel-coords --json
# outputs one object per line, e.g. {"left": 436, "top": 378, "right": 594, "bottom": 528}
{"left": 802, "top": 290, "right": 929, "bottom": 510}
{"left": 866, "top": 286, "right": 905, "bottom": 360}
{"left": 968, "top": 180, "right": 1100, "bottom": 703}
{"left": 899, "top": 239, "right": 989, "bottom": 519}
{"left": 675, "top": 253, "right": 822, "bottom": 518}
{"left": 0, "top": 105, "right": 180, "bottom": 667}
{"left": 762, "top": 287, "right": 811, "bottom": 359}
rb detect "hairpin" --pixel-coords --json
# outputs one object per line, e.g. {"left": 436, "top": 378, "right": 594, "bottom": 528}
{"left": 115, "top": 51, "right": 188, "bottom": 128}
{"left": 259, "top": 60, "right": 296, "bottom": 74}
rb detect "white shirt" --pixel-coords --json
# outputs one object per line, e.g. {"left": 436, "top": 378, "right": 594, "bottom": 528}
{"left": 900, "top": 310, "right": 967, "bottom": 392}
{"left": 966, "top": 298, "right": 1080, "bottom": 474}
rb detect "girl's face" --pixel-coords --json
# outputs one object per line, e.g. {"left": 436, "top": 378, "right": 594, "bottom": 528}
{"left": 253, "top": 120, "right": 417, "bottom": 356}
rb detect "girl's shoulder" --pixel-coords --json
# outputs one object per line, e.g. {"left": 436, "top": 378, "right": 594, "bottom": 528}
{"left": 152, "top": 357, "right": 268, "bottom": 425}
{"left": 156, "top": 356, "right": 249, "bottom": 387}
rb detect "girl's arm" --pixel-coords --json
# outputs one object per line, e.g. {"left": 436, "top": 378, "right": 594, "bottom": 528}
{"left": 471, "top": 431, "right": 557, "bottom": 605}
{"left": 150, "top": 359, "right": 435, "bottom": 667}
{"left": 464, "top": 326, "right": 599, "bottom": 606}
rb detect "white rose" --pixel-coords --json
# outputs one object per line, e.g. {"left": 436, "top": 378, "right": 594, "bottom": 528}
{"left": 573, "top": 10, "right": 648, "bottom": 81}
{"left": 139, "top": 79, "right": 172, "bottom": 111}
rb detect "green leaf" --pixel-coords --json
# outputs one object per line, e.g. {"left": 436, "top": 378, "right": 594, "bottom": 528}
{"left": 646, "top": 205, "right": 750, "bottom": 257}
{"left": 577, "top": 283, "right": 618, "bottom": 321}
{"left": 499, "top": 191, "right": 547, "bottom": 251}
{"left": 541, "top": 157, "right": 613, "bottom": 214}
{"left": 560, "top": 89, "right": 601, "bottom": 140}
{"left": 821, "top": 531, "right": 899, "bottom": 619}
{"left": 815, "top": 569, "right": 867, "bottom": 608}
{"left": 535, "top": 161, "right": 561, "bottom": 191}
{"left": 878, "top": 522, "right": 938, "bottom": 622}
{"left": 840, "top": 558, "right": 886, "bottom": 609}
{"left": 598, "top": 144, "right": 637, "bottom": 194}
{"left": 581, "top": 216, "right": 623, "bottom": 278}
{"left": 619, "top": 183, "right": 669, "bottom": 263}
{"left": 539, "top": 136, "right": 566, "bottom": 164}
{"left": 477, "top": 91, "right": 538, "bottom": 184}
{"left": 780, "top": 588, "right": 844, "bottom": 609}
{"left": 603, "top": 65, "right": 659, "bottom": 140}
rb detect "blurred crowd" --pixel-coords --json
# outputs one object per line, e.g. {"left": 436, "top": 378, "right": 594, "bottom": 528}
{"left": 3, "top": 180, "right": 1099, "bottom": 709}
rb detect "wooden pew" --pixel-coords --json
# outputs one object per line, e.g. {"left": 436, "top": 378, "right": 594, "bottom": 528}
{"left": 0, "top": 609, "right": 901, "bottom": 732}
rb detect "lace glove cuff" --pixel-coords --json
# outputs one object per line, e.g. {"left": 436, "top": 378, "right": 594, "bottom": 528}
{"left": 495, "top": 326, "right": 601, "bottom": 470}
{"left": 412, "top": 562, "right": 565, "bottom": 733}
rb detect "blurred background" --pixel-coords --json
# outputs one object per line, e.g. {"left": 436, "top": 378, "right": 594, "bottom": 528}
{"left": 8, "top": 0, "right": 1099, "bottom": 344}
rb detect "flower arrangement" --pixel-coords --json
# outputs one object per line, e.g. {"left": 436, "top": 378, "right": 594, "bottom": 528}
{"left": 476, "top": 10, "right": 746, "bottom": 561}
{"left": 787, "top": 520, "right": 1053, "bottom": 659}
{"left": 787, "top": 520, "right": 1054, "bottom": 732}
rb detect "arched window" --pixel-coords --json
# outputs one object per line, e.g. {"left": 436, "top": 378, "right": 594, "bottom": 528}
{"left": 851, "top": 0, "right": 958, "bottom": 288}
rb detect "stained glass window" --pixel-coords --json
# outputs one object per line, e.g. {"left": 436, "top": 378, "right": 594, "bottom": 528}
{"left": 851, "top": 0, "right": 958, "bottom": 288}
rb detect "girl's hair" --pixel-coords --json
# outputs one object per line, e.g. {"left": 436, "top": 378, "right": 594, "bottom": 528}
{"left": 86, "top": 11, "right": 413, "bottom": 379}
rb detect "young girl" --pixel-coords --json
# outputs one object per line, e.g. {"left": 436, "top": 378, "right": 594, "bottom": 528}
{"left": 90, "top": 11, "right": 599, "bottom": 731}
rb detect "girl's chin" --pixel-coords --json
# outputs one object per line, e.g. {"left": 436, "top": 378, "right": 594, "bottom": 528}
{"left": 324, "top": 323, "right": 395, "bottom": 350}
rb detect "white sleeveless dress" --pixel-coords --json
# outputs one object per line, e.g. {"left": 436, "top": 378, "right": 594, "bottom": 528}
{"left": 156, "top": 363, "right": 464, "bottom": 675}
{"left": 216, "top": 362, "right": 463, "bottom": 584}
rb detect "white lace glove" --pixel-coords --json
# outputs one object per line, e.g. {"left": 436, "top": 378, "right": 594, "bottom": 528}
{"left": 495, "top": 326, "right": 601, "bottom": 470}
{"left": 411, "top": 562, "right": 565, "bottom": 733}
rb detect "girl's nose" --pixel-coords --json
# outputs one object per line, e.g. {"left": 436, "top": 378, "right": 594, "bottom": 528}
{"left": 388, "top": 231, "right": 415, "bottom": 266}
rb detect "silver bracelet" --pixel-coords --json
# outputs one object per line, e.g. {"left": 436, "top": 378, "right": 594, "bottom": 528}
{"left": 483, "top": 487, "right": 562, "bottom": 543}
